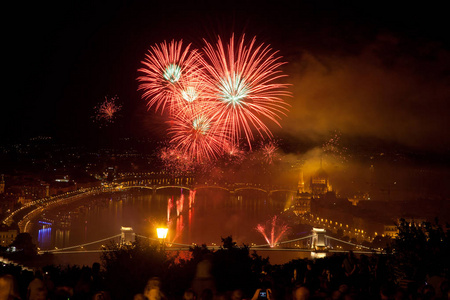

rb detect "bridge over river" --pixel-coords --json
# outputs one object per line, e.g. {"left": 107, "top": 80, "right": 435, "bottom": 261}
{"left": 38, "top": 226, "right": 382, "bottom": 256}
{"left": 114, "top": 172, "right": 297, "bottom": 198}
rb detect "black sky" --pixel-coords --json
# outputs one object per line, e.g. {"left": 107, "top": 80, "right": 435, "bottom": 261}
{"left": 3, "top": 1, "right": 450, "bottom": 158}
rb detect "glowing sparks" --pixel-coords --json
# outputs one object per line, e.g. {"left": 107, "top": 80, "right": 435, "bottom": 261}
{"left": 261, "top": 140, "right": 279, "bottom": 164}
{"left": 159, "top": 147, "right": 195, "bottom": 173}
{"left": 93, "top": 96, "right": 122, "bottom": 126}
{"left": 202, "top": 34, "right": 290, "bottom": 147}
{"left": 167, "top": 104, "right": 230, "bottom": 162}
{"left": 163, "top": 64, "right": 182, "bottom": 83}
{"left": 322, "top": 130, "right": 349, "bottom": 164}
{"left": 137, "top": 40, "right": 203, "bottom": 114}
{"left": 137, "top": 34, "right": 290, "bottom": 164}
{"left": 255, "top": 215, "right": 289, "bottom": 247}
{"left": 218, "top": 72, "right": 249, "bottom": 107}
{"left": 189, "top": 190, "right": 196, "bottom": 209}
{"left": 181, "top": 86, "right": 199, "bottom": 103}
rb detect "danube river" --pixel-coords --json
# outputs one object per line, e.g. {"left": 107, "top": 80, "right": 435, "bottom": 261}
{"left": 29, "top": 188, "right": 311, "bottom": 265}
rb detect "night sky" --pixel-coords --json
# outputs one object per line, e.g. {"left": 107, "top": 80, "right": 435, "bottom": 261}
{"left": 3, "top": 1, "right": 450, "bottom": 158}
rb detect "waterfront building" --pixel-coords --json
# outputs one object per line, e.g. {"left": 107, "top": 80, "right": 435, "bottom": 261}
{"left": 0, "top": 225, "right": 17, "bottom": 247}
{"left": 310, "top": 164, "right": 332, "bottom": 198}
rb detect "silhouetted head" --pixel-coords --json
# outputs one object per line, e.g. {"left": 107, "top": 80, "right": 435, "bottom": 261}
{"left": 294, "top": 286, "right": 310, "bottom": 300}
{"left": 183, "top": 288, "right": 197, "bottom": 300}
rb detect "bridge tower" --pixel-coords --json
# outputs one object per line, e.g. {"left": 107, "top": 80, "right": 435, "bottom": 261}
{"left": 311, "top": 227, "right": 327, "bottom": 250}
{"left": 229, "top": 190, "right": 237, "bottom": 201}
{"left": 120, "top": 226, "right": 135, "bottom": 245}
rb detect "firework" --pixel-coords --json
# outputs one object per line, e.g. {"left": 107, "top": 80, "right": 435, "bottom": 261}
{"left": 159, "top": 146, "right": 195, "bottom": 173}
{"left": 93, "top": 96, "right": 121, "bottom": 126}
{"left": 137, "top": 40, "right": 203, "bottom": 114}
{"left": 189, "top": 190, "right": 196, "bottom": 209}
{"left": 202, "top": 34, "right": 290, "bottom": 147}
{"left": 176, "top": 193, "right": 184, "bottom": 216}
{"left": 322, "top": 130, "right": 349, "bottom": 163}
{"left": 261, "top": 140, "right": 279, "bottom": 164}
{"left": 138, "top": 35, "right": 290, "bottom": 166}
{"left": 167, "top": 198, "right": 173, "bottom": 222}
{"left": 167, "top": 103, "right": 230, "bottom": 162}
{"left": 255, "top": 215, "right": 289, "bottom": 247}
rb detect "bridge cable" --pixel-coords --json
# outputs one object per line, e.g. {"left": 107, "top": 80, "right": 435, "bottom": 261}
{"left": 40, "top": 234, "right": 122, "bottom": 253}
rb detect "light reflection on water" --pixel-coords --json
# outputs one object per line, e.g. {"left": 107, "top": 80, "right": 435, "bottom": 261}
{"left": 38, "top": 227, "right": 52, "bottom": 249}
{"left": 31, "top": 189, "right": 306, "bottom": 263}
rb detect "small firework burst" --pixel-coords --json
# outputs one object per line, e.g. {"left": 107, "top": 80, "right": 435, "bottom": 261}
{"left": 158, "top": 146, "right": 195, "bottom": 173}
{"left": 93, "top": 96, "right": 122, "bottom": 126}
{"left": 322, "top": 130, "right": 349, "bottom": 163}
{"left": 261, "top": 140, "right": 280, "bottom": 164}
{"left": 167, "top": 103, "right": 230, "bottom": 162}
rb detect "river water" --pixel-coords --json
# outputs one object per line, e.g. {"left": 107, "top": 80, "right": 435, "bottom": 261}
{"left": 30, "top": 188, "right": 311, "bottom": 265}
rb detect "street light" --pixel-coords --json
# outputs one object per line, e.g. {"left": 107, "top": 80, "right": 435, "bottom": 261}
{"left": 156, "top": 227, "right": 168, "bottom": 251}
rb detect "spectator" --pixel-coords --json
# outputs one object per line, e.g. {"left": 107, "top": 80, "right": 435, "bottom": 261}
{"left": 293, "top": 286, "right": 310, "bottom": 300}
{"left": 192, "top": 254, "right": 216, "bottom": 298}
{"left": 144, "top": 277, "right": 166, "bottom": 300}
{"left": 27, "top": 277, "right": 47, "bottom": 300}
{"left": 183, "top": 289, "right": 197, "bottom": 300}
{"left": 0, "top": 274, "right": 21, "bottom": 300}
{"left": 200, "top": 289, "right": 213, "bottom": 300}
{"left": 231, "top": 289, "right": 243, "bottom": 300}
{"left": 342, "top": 252, "right": 357, "bottom": 286}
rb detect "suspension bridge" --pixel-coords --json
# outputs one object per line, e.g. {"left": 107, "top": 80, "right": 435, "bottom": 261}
{"left": 37, "top": 227, "right": 382, "bottom": 255}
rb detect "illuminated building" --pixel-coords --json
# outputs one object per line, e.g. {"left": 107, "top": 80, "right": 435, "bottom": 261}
{"left": 383, "top": 224, "right": 398, "bottom": 238}
{"left": 310, "top": 163, "right": 331, "bottom": 198}
{"left": 294, "top": 170, "right": 312, "bottom": 214}
{"left": 295, "top": 192, "right": 312, "bottom": 214}
{"left": 383, "top": 217, "right": 427, "bottom": 238}
{"left": 0, "top": 225, "right": 17, "bottom": 247}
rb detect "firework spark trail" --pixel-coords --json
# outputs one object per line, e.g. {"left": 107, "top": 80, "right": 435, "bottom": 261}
{"left": 202, "top": 34, "right": 290, "bottom": 148}
{"left": 159, "top": 147, "right": 195, "bottom": 173}
{"left": 189, "top": 190, "right": 196, "bottom": 208}
{"left": 167, "top": 102, "right": 230, "bottom": 162}
{"left": 137, "top": 40, "right": 203, "bottom": 114}
{"left": 256, "top": 224, "right": 271, "bottom": 245}
{"left": 322, "top": 130, "right": 349, "bottom": 163}
{"left": 169, "top": 215, "right": 183, "bottom": 244}
{"left": 138, "top": 35, "right": 290, "bottom": 165}
{"left": 255, "top": 215, "right": 289, "bottom": 247}
{"left": 93, "top": 96, "right": 122, "bottom": 126}
{"left": 167, "top": 198, "right": 174, "bottom": 222}
{"left": 176, "top": 194, "right": 184, "bottom": 216}
{"left": 261, "top": 140, "right": 279, "bottom": 164}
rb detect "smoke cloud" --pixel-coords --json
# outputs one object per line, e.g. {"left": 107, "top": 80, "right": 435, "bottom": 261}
{"left": 279, "top": 34, "right": 450, "bottom": 153}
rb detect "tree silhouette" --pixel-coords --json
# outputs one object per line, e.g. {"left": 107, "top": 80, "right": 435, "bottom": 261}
{"left": 387, "top": 218, "right": 450, "bottom": 282}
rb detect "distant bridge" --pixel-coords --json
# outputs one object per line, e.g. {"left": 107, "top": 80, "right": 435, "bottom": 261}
{"left": 118, "top": 183, "right": 297, "bottom": 197}
{"left": 114, "top": 172, "right": 297, "bottom": 196}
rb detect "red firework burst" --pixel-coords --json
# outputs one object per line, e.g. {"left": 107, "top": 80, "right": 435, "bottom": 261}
{"left": 93, "top": 96, "right": 122, "bottom": 126}
{"left": 159, "top": 146, "right": 194, "bottom": 173}
{"left": 261, "top": 140, "right": 279, "bottom": 164}
{"left": 167, "top": 103, "right": 230, "bottom": 162}
{"left": 137, "top": 40, "right": 203, "bottom": 114}
{"left": 202, "top": 34, "right": 290, "bottom": 148}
